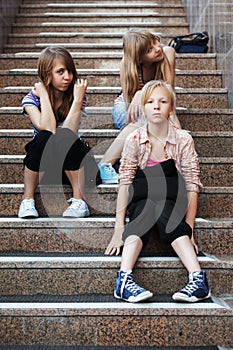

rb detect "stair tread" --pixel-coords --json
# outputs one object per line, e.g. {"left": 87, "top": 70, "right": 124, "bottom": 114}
{"left": 0, "top": 216, "right": 232, "bottom": 227}
{"left": 0, "top": 347, "right": 222, "bottom": 350}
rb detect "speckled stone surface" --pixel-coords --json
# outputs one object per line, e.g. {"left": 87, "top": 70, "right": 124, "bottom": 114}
{"left": 0, "top": 185, "right": 232, "bottom": 217}
{"left": 0, "top": 130, "right": 232, "bottom": 156}
{"left": 0, "top": 87, "right": 228, "bottom": 108}
{"left": 0, "top": 54, "right": 218, "bottom": 70}
{"left": 0, "top": 69, "right": 222, "bottom": 89}
{"left": 1, "top": 157, "right": 232, "bottom": 186}
{"left": 0, "top": 254, "right": 232, "bottom": 296}
{"left": 0, "top": 312, "right": 232, "bottom": 347}
{"left": 0, "top": 218, "right": 232, "bottom": 255}
{"left": 0, "top": 108, "right": 232, "bottom": 131}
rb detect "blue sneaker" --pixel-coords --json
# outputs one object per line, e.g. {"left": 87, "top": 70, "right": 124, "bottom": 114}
{"left": 98, "top": 163, "right": 118, "bottom": 184}
{"left": 114, "top": 270, "right": 153, "bottom": 303}
{"left": 172, "top": 270, "right": 211, "bottom": 303}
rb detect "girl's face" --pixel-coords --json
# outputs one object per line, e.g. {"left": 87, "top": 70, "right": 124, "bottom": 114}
{"left": 144, "top": 86, "right": 173, "bottom": 123}
{"left": 141, "top": 39, "right": 164, "bottom": 63}
{"left": 51, "top": 58, "right": 73, "bottom": 92}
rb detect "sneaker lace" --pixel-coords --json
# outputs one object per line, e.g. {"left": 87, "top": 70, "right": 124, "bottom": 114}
{"left": 121, "top": 272, "right": 143, "bottom": 296}
{"left": 104, "top": 164, "right": 116, "bottom": 175}
{"left": 181, "top": 274, "right": 203, "bottom": 294}
{"left": 23, "top": 200, "right": 34, "bottom": 210}
{"left": 67, "top": 198, "right": 84, "bottom": 209}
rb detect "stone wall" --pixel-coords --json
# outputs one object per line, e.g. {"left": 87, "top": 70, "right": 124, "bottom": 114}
{"left": 0, "top": 0, "right": 21, "bottom": 53}
{"left": 182, "top": 0, "right": 233, "bottom": 107}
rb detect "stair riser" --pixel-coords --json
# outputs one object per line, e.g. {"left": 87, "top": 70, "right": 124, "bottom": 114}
{"left": 0, "top": 72, "right": 223, "bottom": 89}
{"left": 12, "top": 24, "right": 189, "bottom": 35}
{"left": 0, "top": 191, "right": 232, "bottom": 217}
{"left": 0, "top": 314, "right": 231, "bottom": 347}
{"left": 0, "top": 112, "right": 232, "bottom": 131}
{"left": 1, "top": 162, "right": 232, "bottom": 187}
{"left": 0, "top": 134, "right": 232, "bottom": 157}
{"left": 0, "top": 266, "right": 232, "bottom": 296}
{"left": 19, "top": 7, "right": 185, "bottom": 15}
{"left": 22, "top": 0, "right": 185, "bottom": 4}
{"left": 0, "top": 225, "right": 232, "bottom": 256}
{"left": 0, "top": 90, "right": 228, "bottom": 108}
{"left": 0, "top": 56, "right": 217, "bottom": 70}
{"left": 14, "top": 15, "right": 187, "bottom": 25}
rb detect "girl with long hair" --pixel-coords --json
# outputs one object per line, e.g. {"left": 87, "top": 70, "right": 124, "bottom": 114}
{"left": 98, "top": 28, "right": 181, "bottom": 184}
{"left": 18, "top": 46, "right": 90, "bottom": 218}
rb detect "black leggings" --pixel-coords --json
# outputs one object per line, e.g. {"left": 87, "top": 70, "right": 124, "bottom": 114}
{"left": 123, "top": 159, "right": 192, "bottom": 246}
{"left": 24, "top": 128, "right": 89, "bottom": 183}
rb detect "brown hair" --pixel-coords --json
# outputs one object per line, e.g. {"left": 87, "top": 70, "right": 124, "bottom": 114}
{"left": 37, "top": 46, "right": 78, "bottom": 122}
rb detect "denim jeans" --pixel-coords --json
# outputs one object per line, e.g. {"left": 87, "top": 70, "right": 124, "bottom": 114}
{"left": 111, "top": 102, "right": 127, "bottom": 130}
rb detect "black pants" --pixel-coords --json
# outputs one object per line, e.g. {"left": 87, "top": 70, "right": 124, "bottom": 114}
{"left": 123, "top": 159, "right": 192, "bottom": 246}
{"left": 24, "top": 128, "right": 89, "bottom": 184}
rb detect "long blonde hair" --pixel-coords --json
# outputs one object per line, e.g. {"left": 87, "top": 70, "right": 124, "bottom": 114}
{"left": 37, "top": 46, "right": 78, "bottom": 123}
{"left": 122, "top": 28, "right": 172, "bottom": 106}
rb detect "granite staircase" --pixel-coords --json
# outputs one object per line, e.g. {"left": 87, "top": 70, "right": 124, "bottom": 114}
{"left": 0, "top": 0, "right": 232, "bottom": 348}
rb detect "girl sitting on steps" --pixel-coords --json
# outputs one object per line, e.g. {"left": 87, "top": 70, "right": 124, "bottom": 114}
{"left": 98, "top": 28, "right": 181, "bottom": 184}
{"left": 105, "top": 80, "right": 211, "bottom": 303}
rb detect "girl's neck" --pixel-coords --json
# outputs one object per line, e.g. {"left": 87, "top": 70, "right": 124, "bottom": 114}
{"left": 147, "top": 120, "right": 168, "bottom": 144}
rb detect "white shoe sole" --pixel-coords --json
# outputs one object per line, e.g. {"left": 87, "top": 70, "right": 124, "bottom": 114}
{"left": 62, "top": 209, "right": 90, "bottom": 218}
{"left": 114, "top": 290, "right": 153, "bottom": 303}
{"left": 172, "top": 290, "right": 211, "bottom": 303}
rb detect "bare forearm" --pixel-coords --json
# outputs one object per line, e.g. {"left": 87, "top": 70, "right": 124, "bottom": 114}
{"left": 62, "top": 100, "right": 83, "bottom": 133}
{"left": 115, "top": 185, "right": 129, "bottom": 227}
{"left": 39, "top": 93, "right": 56, "bottom": 132}
{"left": 186, "top": 191, "right": 198, "bottom": 231}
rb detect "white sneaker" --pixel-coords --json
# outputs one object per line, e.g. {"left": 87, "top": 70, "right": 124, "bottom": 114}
{"left": 62, "top": 198, "right": 90, "bottom": 218}
{"left": 18, "top": 199, "right": 38, "bottom": 218}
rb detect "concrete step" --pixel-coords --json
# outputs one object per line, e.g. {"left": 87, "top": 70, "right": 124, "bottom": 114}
{"left": 18, "top": 3, "right": 185, "bottom": 14}
{"left": 0, "top": 346, "right": 224, "bottom": 350}
{"left": 11, "top": 22, "right": 189, "bottom": 35}
{"left": 0, "top": 129, "right": 232, "bottom": 157}
{"left": 0, "top": 86, "right": 229, "bottom": 108}
{"left": 0, "top": 345, "right": 224, "bottom": 350}
{"left": 0, "top": 69, "right": 223, "bottom": 88}
{"left": 0, "top": 53, "right": 218, "bottom": 70}
{"left": 0, "top": 184, "right": 232, "bottom": 218}
{"left": 14, "top": 13, "right": 187, "bottom": 25}
{"left": 22, "top": 0, "right": 186, "bottom": 4}
{"left": 0, "top": 107, "right": 232, "bottom": 132}
{"left": 0, "top": 253, "right": 232, "bottom": 296}
{"left": 4, "top": 38, "right": 180, "bottom": 53}
{"left": 1, "top": 155, "right": 232, "bottom": 187}
{"left": 0, "top": 217, "right": 232, "bottom": 256}
{"left": 0, "top": 292, "right": 232, "bottom": 347}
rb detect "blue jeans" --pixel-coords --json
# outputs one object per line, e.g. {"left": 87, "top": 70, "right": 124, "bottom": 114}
{"left": 112, "top": 102, "right": 127, "bottom": 130}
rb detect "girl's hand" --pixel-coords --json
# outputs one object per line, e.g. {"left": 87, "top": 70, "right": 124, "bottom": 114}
{"left": 126, "top": 90, "right": 143, "bottom": 124}
{"left": 32, "top": 82, "right": 47, "bottom": 98}
{"left": 105, "top": 226, "right": 124, "bottom": 256}
{"left": 126, "top": 103, "right": 143, "bottom": 124}
{"left": 73, "top": 78, "right": 88, "bottom": 104}
{"left": 191, "top": 235, "right": 199, "bottom": 255}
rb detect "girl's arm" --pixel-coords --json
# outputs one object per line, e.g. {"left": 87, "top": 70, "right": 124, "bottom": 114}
{"left": 105, "top": 184, "right": 130, "bottom": 256}
{"left": 163, "top": 46, "right": 176, "bottom": 88}
{"left": 186, "top": 191, "right": 199, "bottom": 254}
{"left": 62, "top": 79, "right": 88, "bottom": 133}
{"left": 25, "top": 82, "right": 57, "bottom": 133}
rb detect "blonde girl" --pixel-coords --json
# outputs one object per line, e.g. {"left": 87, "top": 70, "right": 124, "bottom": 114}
{"left": 98, "top": 28, "right": 181, "bottom": 184}
{"left": 105, "top": 80, "right": 210, "bottom": 304}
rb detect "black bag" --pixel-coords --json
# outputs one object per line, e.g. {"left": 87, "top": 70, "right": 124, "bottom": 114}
{"left": 80, "top": 139, "right": 102, "bottom": 188}
{"left": 168, "top": 31, "right": 209, "bottom": 53}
